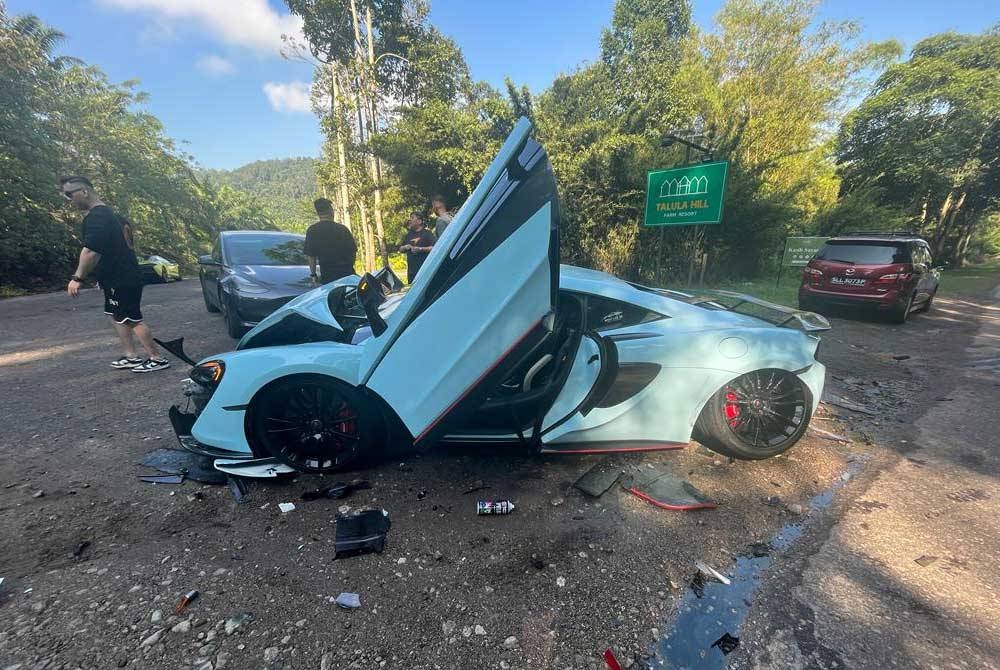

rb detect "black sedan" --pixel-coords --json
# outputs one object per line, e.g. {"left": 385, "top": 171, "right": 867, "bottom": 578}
{"left": 199, "top": 231, "right": 314, "bottom": 338}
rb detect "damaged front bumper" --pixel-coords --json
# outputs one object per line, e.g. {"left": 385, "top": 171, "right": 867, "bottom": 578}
{"left": 168, "top": 404, "right": 248, "bottom": 459}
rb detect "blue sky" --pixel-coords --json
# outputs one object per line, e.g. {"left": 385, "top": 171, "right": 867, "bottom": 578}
{"left": 8, "top": 0, "right": 998, "bottom": 170}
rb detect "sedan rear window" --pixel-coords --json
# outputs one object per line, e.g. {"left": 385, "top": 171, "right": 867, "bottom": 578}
{"left": 815, "top": 242, "right": 909, "bottom": 265}
{"left": 225, "top": 235, "right": 307, "bottom": 266}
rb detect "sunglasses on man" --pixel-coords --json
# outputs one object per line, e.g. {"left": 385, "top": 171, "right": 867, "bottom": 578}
{"left": 62, "top": 187, "right": 85, "bottom": 199}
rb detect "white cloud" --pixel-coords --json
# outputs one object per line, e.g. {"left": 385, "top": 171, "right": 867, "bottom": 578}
{"left": 263, "top": 81, "right": 312, "bottom": 113}
{"left": 99, "top": 0, "right": 304, "bottom": 55}
{"left": 197, "top": 55, "right": 236, "bottom": 76}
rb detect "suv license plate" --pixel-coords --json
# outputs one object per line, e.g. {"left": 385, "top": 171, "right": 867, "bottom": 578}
{"left": 831, "top": 277, "right": 866, "bottom": 286}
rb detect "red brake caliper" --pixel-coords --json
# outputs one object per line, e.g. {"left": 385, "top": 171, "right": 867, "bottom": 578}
{"left": 724, "top": 389, "right": 741, "bottom": 427}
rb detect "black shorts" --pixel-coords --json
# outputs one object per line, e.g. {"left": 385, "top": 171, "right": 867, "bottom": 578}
{"left": 102, "top": 284, "right": 143, "bottom": 324}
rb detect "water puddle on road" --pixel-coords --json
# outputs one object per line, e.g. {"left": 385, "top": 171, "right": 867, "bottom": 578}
{"left": 647, "top": 461, "right": 863, "bottom": 669}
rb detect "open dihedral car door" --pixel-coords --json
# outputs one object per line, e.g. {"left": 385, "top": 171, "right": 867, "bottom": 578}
{"left": 360, "top": 118, "right": 560, "bottom": 444}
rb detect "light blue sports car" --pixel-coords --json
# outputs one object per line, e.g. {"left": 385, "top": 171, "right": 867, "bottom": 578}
{"left": 166, "top": 118, "right": 829, "bottom": 477}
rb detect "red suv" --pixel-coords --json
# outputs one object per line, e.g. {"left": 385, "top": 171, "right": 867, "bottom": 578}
{"left": 798, "top": 233, "right": 941, "bottom": 323}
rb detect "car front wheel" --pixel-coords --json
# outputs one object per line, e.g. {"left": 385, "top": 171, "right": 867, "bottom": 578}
{"left": 693, "top": 369, "right": 811, "bottom": 460}
{"left": 247, "top": 375, "right": 385, "bottom": 474}
{"left": 223, "top": 295, "right": 246, "bottom": 339}
{"left": 201, "top": 279, "right": 220, "bottom": 313}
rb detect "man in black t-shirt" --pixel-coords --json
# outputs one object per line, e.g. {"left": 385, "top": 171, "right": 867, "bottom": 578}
{"left": 397, "top": 211, "right": 436, "bottom": 284}
{"left": 62, "top": 176, "right": 169, "bottom": 373}
{"left": 304, "top": 198, "right": 357, "bottom": 285}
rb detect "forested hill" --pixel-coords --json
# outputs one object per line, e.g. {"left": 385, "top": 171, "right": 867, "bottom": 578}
{"left": 200, "top": 158, "right": 320, "bottom": 230}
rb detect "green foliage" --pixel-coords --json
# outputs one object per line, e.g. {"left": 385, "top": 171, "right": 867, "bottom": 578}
{"left": 201, "top": 157, "right": 320, "bottom": 230}
{"left": 837, "top": 29, "right": 1000, "bottom": 264}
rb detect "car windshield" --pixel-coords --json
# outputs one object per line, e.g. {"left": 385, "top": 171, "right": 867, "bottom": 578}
{"left": 815, "top": 242, "right": 907, "bottom": 264}
{"left": 225, "top": 235, "right": 307, "bottom": 266}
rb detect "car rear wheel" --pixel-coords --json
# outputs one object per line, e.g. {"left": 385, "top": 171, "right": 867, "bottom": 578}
{"left": 160, "top": 268, "right": 169, "bottom": 283}
{"left": 201, "top": 280, "right": 220, "bottom": 313}
{"left": 694, "top": 369, "right": 811, "bottom": 460}
{"left": 918, "top": 289, "right": 935, "bottom": 313}
{"left": 247, "top": 375, "right": 385, "bottom": 474}
{"left": 890, "top": 291, "right": 915, "bottom": 324}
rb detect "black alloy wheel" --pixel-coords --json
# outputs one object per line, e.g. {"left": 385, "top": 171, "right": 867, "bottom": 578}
{"left": 694, "top": 369, "right": 811, "bottom": 460}
{"left": 248, "top": 375, "right": 381, "bottom": 473}
{"left": 223, "top": 294, "right": 245, "bottom": 338}
{"left": 202, "top": 278, "right": 220, "bottom": 313}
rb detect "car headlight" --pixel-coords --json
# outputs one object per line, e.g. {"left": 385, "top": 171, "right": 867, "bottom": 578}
{"left": 190, "top": 360, "right": 225, "bottom": 386}
{"left": 232, "top": 275, "right": 269, "bottom": 294}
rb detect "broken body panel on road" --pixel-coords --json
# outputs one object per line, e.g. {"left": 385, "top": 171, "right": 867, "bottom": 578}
{"left": 168, "top": 118, "right": 827, "bottom": 476}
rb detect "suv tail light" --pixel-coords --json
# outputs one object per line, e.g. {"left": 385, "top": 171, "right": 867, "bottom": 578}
{"left": 874, "top": 272, "right": 911, "bottom": 288}
{"left": 802, "top": 267, "right": 823, "bottom": 285}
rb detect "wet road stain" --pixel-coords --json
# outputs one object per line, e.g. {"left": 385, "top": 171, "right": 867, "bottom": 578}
{"left": 648, "top": 461, "right": 863, "bottom": 669}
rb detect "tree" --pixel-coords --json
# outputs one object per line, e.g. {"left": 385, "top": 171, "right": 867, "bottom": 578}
{"left": 837, "top": 29, "right": 1000, "bottom": 264}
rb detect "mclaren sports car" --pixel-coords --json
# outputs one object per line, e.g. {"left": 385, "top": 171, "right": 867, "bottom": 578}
{"left": 166, "top": 118, "right": 829, "bottom": 478}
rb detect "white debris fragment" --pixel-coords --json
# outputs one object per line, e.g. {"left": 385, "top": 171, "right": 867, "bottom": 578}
{"left": 278, "top": 502, "right": 296, "bottom": 514}
{"left": 694, "top": 560, "right": 731, "bottom": 585}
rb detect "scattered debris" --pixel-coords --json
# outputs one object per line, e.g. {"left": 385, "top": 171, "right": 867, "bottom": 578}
{"left": 822, "top": 394, "right": 878, "bottom": 416}
{"left": 766, "top": 495, "right": 782, "bottom": 507}
{"left": 227, "top": 476, "right": 250, "bottom": 503}
{"left": 175, "top": 589, "right": 199, "bottom": 614}
{"left": 934, "top": 397, "right": 954, "bottom": 402}
{"left": 574, "top": 458, "right": 624, "bottom": 497}
{"left": 627, "top": 473, "right": 717, "bottom": 511}
{"left": 503, "top": 635, "right": 518, "bottom": 648}
{"left": 556, "top": 576, "right": 566, "bottom": 587}
{"left": 694, "top": 560, "right": 731, "bottom": 585}
{"left": 32, "top": 490, "right": 44, "bottom": 498}
{"left": 335, "top": 592, "right": 361, "bottom": 609}
{"left": 334, "top": 509, "right": 391, "bottom": 558}
{"left": 72, "top": 541, "right": 91, "bottom": 558}
{"left": 748, "top": 542, "right": 770, "bottom": 558}
{"left": 711, "top": 632, "right": 740, "bottom": 655}
{"left": 914, "top": 555, "right": 939, "bottom": 567}
{"left": 140, "top": 448, "right": 227, "bottom": 485}
{"left": 278, "top": 502, "right": 296, "bottom": 514}
{"left": 301, "top": 480, "right": 371, "bottom": 501}
{"left": 603, "top": 648, "right": 623, "bottom": 670}
{"left": 477, "top": 500, "right": 515, "bottom": 515}
{"left": 140, "top": 474, "right": 185, "bottom": 485}
{"left": 787, "top": 503, "right": 804, "bottom": 515}
{"left": 416, "top": 489, "right": 427, "bottom": 500}
{"left": 224, "top": 612, "right": 253, "bottom": 635}
{"left": 140, "top": 629, "right": 164, "bottom": 648}
{"left": 689, "top": 571, "right": 706, "bottom": 598}
{"left": 807, "top": 425, "right": 851, "bottom": 443}
{"left": 892, "top": 355, "right": 911, "bottom": 361}
{"left": 550, "top": 497, "right": 564, "bottom": 507}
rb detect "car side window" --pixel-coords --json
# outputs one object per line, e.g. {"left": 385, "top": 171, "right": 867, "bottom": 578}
{"left": 584, "top": 295, "right": 664, "bottom": 331}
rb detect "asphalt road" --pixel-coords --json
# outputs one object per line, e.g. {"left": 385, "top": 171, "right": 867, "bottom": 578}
{"left": 0, "top": 280, "right": 997, "bottom": 670}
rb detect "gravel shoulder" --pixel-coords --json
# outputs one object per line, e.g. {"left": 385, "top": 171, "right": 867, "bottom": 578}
{"left": 0, "top": 281, "right": 994, "bottom": 670}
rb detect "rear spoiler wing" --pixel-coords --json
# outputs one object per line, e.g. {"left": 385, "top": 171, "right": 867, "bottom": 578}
{"left": 655, "top": 288, "right": 831, "bottom": 332}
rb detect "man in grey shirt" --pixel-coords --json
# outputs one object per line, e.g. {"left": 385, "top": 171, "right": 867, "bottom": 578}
{"left": 431, "top": 194, "right": 453, "bottom": 239}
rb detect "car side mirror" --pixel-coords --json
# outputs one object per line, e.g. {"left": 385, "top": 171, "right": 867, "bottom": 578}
{"left": 357, "top": 273, "right": 388, "bottom": 337}
{"left": 198, "top": 254, "right": 217, "bottom": 266}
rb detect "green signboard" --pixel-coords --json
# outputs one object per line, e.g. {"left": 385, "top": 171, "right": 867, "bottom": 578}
{"left": 782, "top": 236, "right": 828, "bottom": 267}
{"left": 644, "top": 161, "right": 729, "bottom": 226}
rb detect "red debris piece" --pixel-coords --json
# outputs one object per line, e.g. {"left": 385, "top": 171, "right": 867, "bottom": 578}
{"left": 603, "top": 648, "right": 623, "bottom": 670}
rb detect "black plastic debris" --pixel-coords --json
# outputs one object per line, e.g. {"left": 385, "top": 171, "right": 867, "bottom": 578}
{"left": 574, "top": 458, "right": 624, "bottom": 497}
{"left": 711, "top": 633, "right": 740, "bottom": 655}
{"left": 302, "top": 480, "right": 371, "bottom": 501}
{"left": 689, "top": 571, "right": 706, "bottom": 598}
{"left": 334, "top": 509, "right": 391, "bottom": 558}
{"left": 748, "top": 542, "right": 770, "bottom": 558}
{"left": 228, "top": 476, "right": 251, "bottom": 503}
{"left": 140, "top": 448, "right": 227, "bottom": 485}
{"left": 140, "top": 474, "right": 185, "bottom": 485}
{"left": 72, "top": 541, "right": 91, "bottom": 558}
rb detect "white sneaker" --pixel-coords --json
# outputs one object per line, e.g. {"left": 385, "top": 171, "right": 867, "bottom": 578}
{"left": 132, "top": 358, "right": 170, "bottom": 373}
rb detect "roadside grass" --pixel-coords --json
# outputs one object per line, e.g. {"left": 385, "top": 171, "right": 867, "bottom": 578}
{"left": 675, "top": 272, "right": 801, "bottom": 308}
{"left": 0, "top": 284, "right": 29, "bottom": 299}
{"left": 937, "top": 258, "right": 1000, "bottom": 297}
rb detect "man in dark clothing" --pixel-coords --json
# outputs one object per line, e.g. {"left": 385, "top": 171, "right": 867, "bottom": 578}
{"left": 62, "top": 176, "right": 169, "bottom": 373}
{"left": 398, "top": 211, "right": 436, "bottom": 284}
{"left": 304, "top": 198, "right": 358, "bottom": 285}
